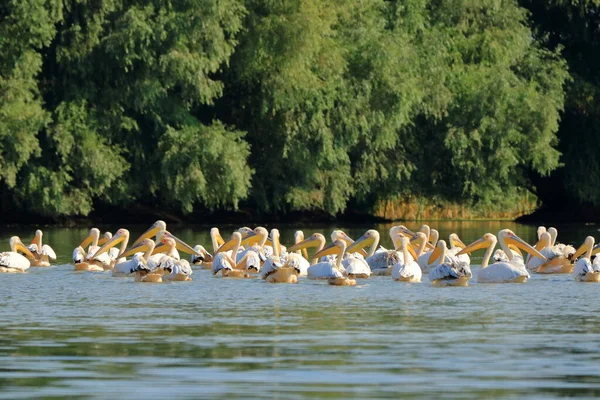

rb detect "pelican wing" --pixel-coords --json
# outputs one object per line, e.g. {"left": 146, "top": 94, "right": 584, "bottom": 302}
{"left": 0, "top": 252, "right": 30, "bottom": 271}
{"left": 478, "top": 262, "right": 529, "bottom": 283}
{"left": 342, "top": 256, "right": 371, "bottom": 277}
{"left": 307, "top": 261, "right": 344, "bottom": 280}
{"left": 41, "top": 245, "right": 57, "bottom": 260}
{"left": 574, "top": 258, "right": 594, "bottom": 278}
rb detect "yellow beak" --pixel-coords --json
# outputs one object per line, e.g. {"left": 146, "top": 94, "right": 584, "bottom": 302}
{"left": 505, "top": 235, "right": 547, "bottom": 261}
{"left": 457, "top": 237, "right": 490, "bottom": 256}
{"left": 288, "top": 237, "right": 322, "bottom": 252}
{"left": 345, "top": 234, "right": 374, "bottom": 254}
{"left": 312, "top": 242, "right": 341, "bottom": 259}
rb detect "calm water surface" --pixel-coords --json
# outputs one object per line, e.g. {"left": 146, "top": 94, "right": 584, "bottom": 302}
{"left": 1, "top": 221, "right": 600, "bottom": 399}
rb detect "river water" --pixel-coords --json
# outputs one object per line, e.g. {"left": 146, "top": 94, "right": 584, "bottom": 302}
{"left": 1, "top": 221, "right": 600, "bottom": 398}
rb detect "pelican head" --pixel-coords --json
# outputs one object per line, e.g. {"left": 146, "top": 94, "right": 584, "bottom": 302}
{"left": 10, "top": 236, "right": 36, "bottom": 259}
{"left": 216, "top": 232, "right": 243, "bottom": 254}
{"left": 287, "top": 233, "right": 326, "bottom": 252}
{"left": 132, "top": 220, "right": 167, "bottom": 246}
{"left": 498, "top": 229, "right": 547, "bottom": 260}
{"left": 159, "top": 231, "right": 202, "bottom": 256}
{"left": 428, "top": 239, "right": 448, "bottom": 264}
{"left": 449, "top": 233, "right": 467, "bottom": 249}
{"left": 457, "top": 233, "right": 497, "bottom": 255}
{"left": 346, "top": 230, "right": 379, "bottom": 253}
{"left": 574, "top": 236, "right": 595, "bottom": 260}
{"left": 92, "top": 228, "right": 130, "bottom": 258}
{"left": 313, "top": 239, "right": 347, "bottom": 260}
{"left": 79, "top": 228, "right": 101, "bottom": 249}
{"left": 98, "top": 231, "right": 112, "bottom": 246}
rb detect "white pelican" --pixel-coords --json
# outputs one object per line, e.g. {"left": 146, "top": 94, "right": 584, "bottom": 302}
{"left": 27, "top": 229, "right": 56, "bottom": 267}
{"left": 115, "top": 238, "right": 164, "bottom": 282}
{"left": 0, "top": 237, "right": 35, "bottom": 273}
{"left": 547, "top": 227, "right": 576, "bottom": 260}
{"left": 285, "top": 230, "right": 310, "bottom": 277}
{"left": 346, "top": 228, "right": 403, "bottom": 274}
{"left": 234, "top": 226, "right": 268, "bottom": 273}
{"left": 392, "top": 237, "right": 421, "bottom": 282}
{"left": 458, "top": 230, "right": 545, "bottom": 283}
{"left": 572, "top": 236, "right": 600, "bottom": 282}
{"left": 212, "top": 232, "right": 248, "bottom": 278}
{"left": 156, "top": 238, "right": 193, "bottom": 281}
{"left": 526, "top": 232, "right": 573, "bottom": 274}
{"left": 92, "top": 228, "right": 129, "bottom": 270}
{"left": 191, "top": 245, "right": 213, "bottom": 266}
{"left": 310, "top": 239, "right": 356, "bottom": 286}
{"left": 447, "top": 233, "right": 470, "bottom": 265}
{"left": 72, "top": 228, "right": 113, "bottom": 271}
{"left": 261, "top": 229, "right": 300, "bottom": 283}
{"left": 427, "top": 240, "right": 471, "bottom": 286}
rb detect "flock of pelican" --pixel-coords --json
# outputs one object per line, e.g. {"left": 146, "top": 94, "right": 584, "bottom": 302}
{"left": 1, "top": 223, "right": 599, "bottom": 285}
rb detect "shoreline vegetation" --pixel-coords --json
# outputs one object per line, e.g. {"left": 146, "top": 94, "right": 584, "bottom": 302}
{"left": 1, "top": 2, "right": 598, "bottom": 223}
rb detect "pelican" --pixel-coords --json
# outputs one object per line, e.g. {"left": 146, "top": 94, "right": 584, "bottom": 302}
{"left": 310, "top": 239, "right": 356, "bottom": 286}
{"left": 346, "top": 228, "right": 402, "bottom": 274}
{"left": 284, "top": 230, "right": 310, "bottom": 277}
{"left": 191, "top": 245, "right": 213, "bottom": 266}
{"left": 448, "top": 233, "right": 470, "bottom": 265}
{"left": 261, "top": 229, "right": 300, "bottom": 283}
{"left": 427, "top": 240, "right": 471, "bottom": 286}
{"left": 572, "top": 236, "right": 600, "bottom": 282}
{"left": 458, "top": 230, "right": 545, "bottom": 283}
{"left": 0, "top": 237, "right": 35, "bottom": 272}
{"left": 72, "top": 228, "right": 112, "bottom": 271}
{"left": 113, "top": 238, "right": 164, "bottom": 282}
{"left": 27, "top": 230, "right": 56, "bottom": 267}
{"left": 90, "top": 228, "right": 131, "bottom": 270}
{"left": 156, "top": 238, "right": 193, "bottom": 281}
{"left": 234, "top": 227, "right": 268, "bottom": 273}
{"left": 212, "top": 232, "right": 248, "bottom": 278}
{"left": 547, "top": 227, "right": 576, "bottom": 260}
{"left": 526, "top": 232, "right": 573, "bottom": 274}
{"left": 392, "top": 237, "right": 421, "bottom": 282}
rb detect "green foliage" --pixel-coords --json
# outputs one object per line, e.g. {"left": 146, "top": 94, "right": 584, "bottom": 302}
{"left": 0, "top": 0, "right": 573, "bottom": 219}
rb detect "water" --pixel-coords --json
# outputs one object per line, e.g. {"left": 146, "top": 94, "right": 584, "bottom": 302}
{"left": 1, "top": 221, "right": 600, "bottom": 399}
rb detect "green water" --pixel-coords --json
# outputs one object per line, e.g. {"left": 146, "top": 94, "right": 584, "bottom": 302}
{"left": 1, "top": 221, "right": 599, "bottom": 399}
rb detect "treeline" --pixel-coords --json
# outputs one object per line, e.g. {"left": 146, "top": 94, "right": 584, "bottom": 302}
{"left": 0, "top": 0, "right": 583, "bottom": 221}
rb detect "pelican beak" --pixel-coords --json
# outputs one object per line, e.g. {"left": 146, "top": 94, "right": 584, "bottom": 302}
{"left": 201, "top": 249, "right": 214, "bottom": 263}
{"left": 98, "top": 237, "right": 109, "bottom": 246}
{"left": 92, "top": 230, "right": 128, "bottom": 258}
{"left": 14, "top": 238, "right": 35, "bottom": 259}
{"left": 288, "top": 237, "right": 321, "bottom": 252}
{"left": 397, "top": 226, "right": 417, "bottom": 239}
{"left": 240, "top": 231, "right": 259, "bottom": 246}
{"left": 313, "top": 242, "right": 340, "bottom": 259}
{"left": 505, "top": 234, "right": 547, "bottom": 261}
{"left": 592, "top": 244, "right": 600, "bottom": 256}
{"left": 451, "top": 236, "right": 467, "bottom": 249}
{"left": 408, "top": 234, "right": 434, "bottom": 250}
{"left": 457, "top": 237, "right": 489, "bottom": 256}
{"left": 573, "top": 240, "right": 592, "bottom": 260}
{"left": 121, "top": 240, "right": 152, "bottom": 258}
{"left": 79, "top": 232, "right": 96, "bottom": 249}
{"left": 216, "top": 235, "right": 239, "bottom": 254}
{"left": 132, "top": 222, "right": 164, "bottom": 246}
{"left": 345, "top": 234, "right": 373, "bottom": 254}
{"left": 160, "top": 233, "right": 199, "bottom": 255}
{"left": 427, "top": 246, "right": 442, "bottom": 264}
{"left": 406, "top": 243, "right": 418, "bottom": 260}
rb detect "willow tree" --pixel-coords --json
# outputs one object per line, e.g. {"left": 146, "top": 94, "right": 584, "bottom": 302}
{"left": 15, "top": 0, "right": 252, "bottom": 216}
{"left": 223, "top": 0, "right": 568, "bottom": 215}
